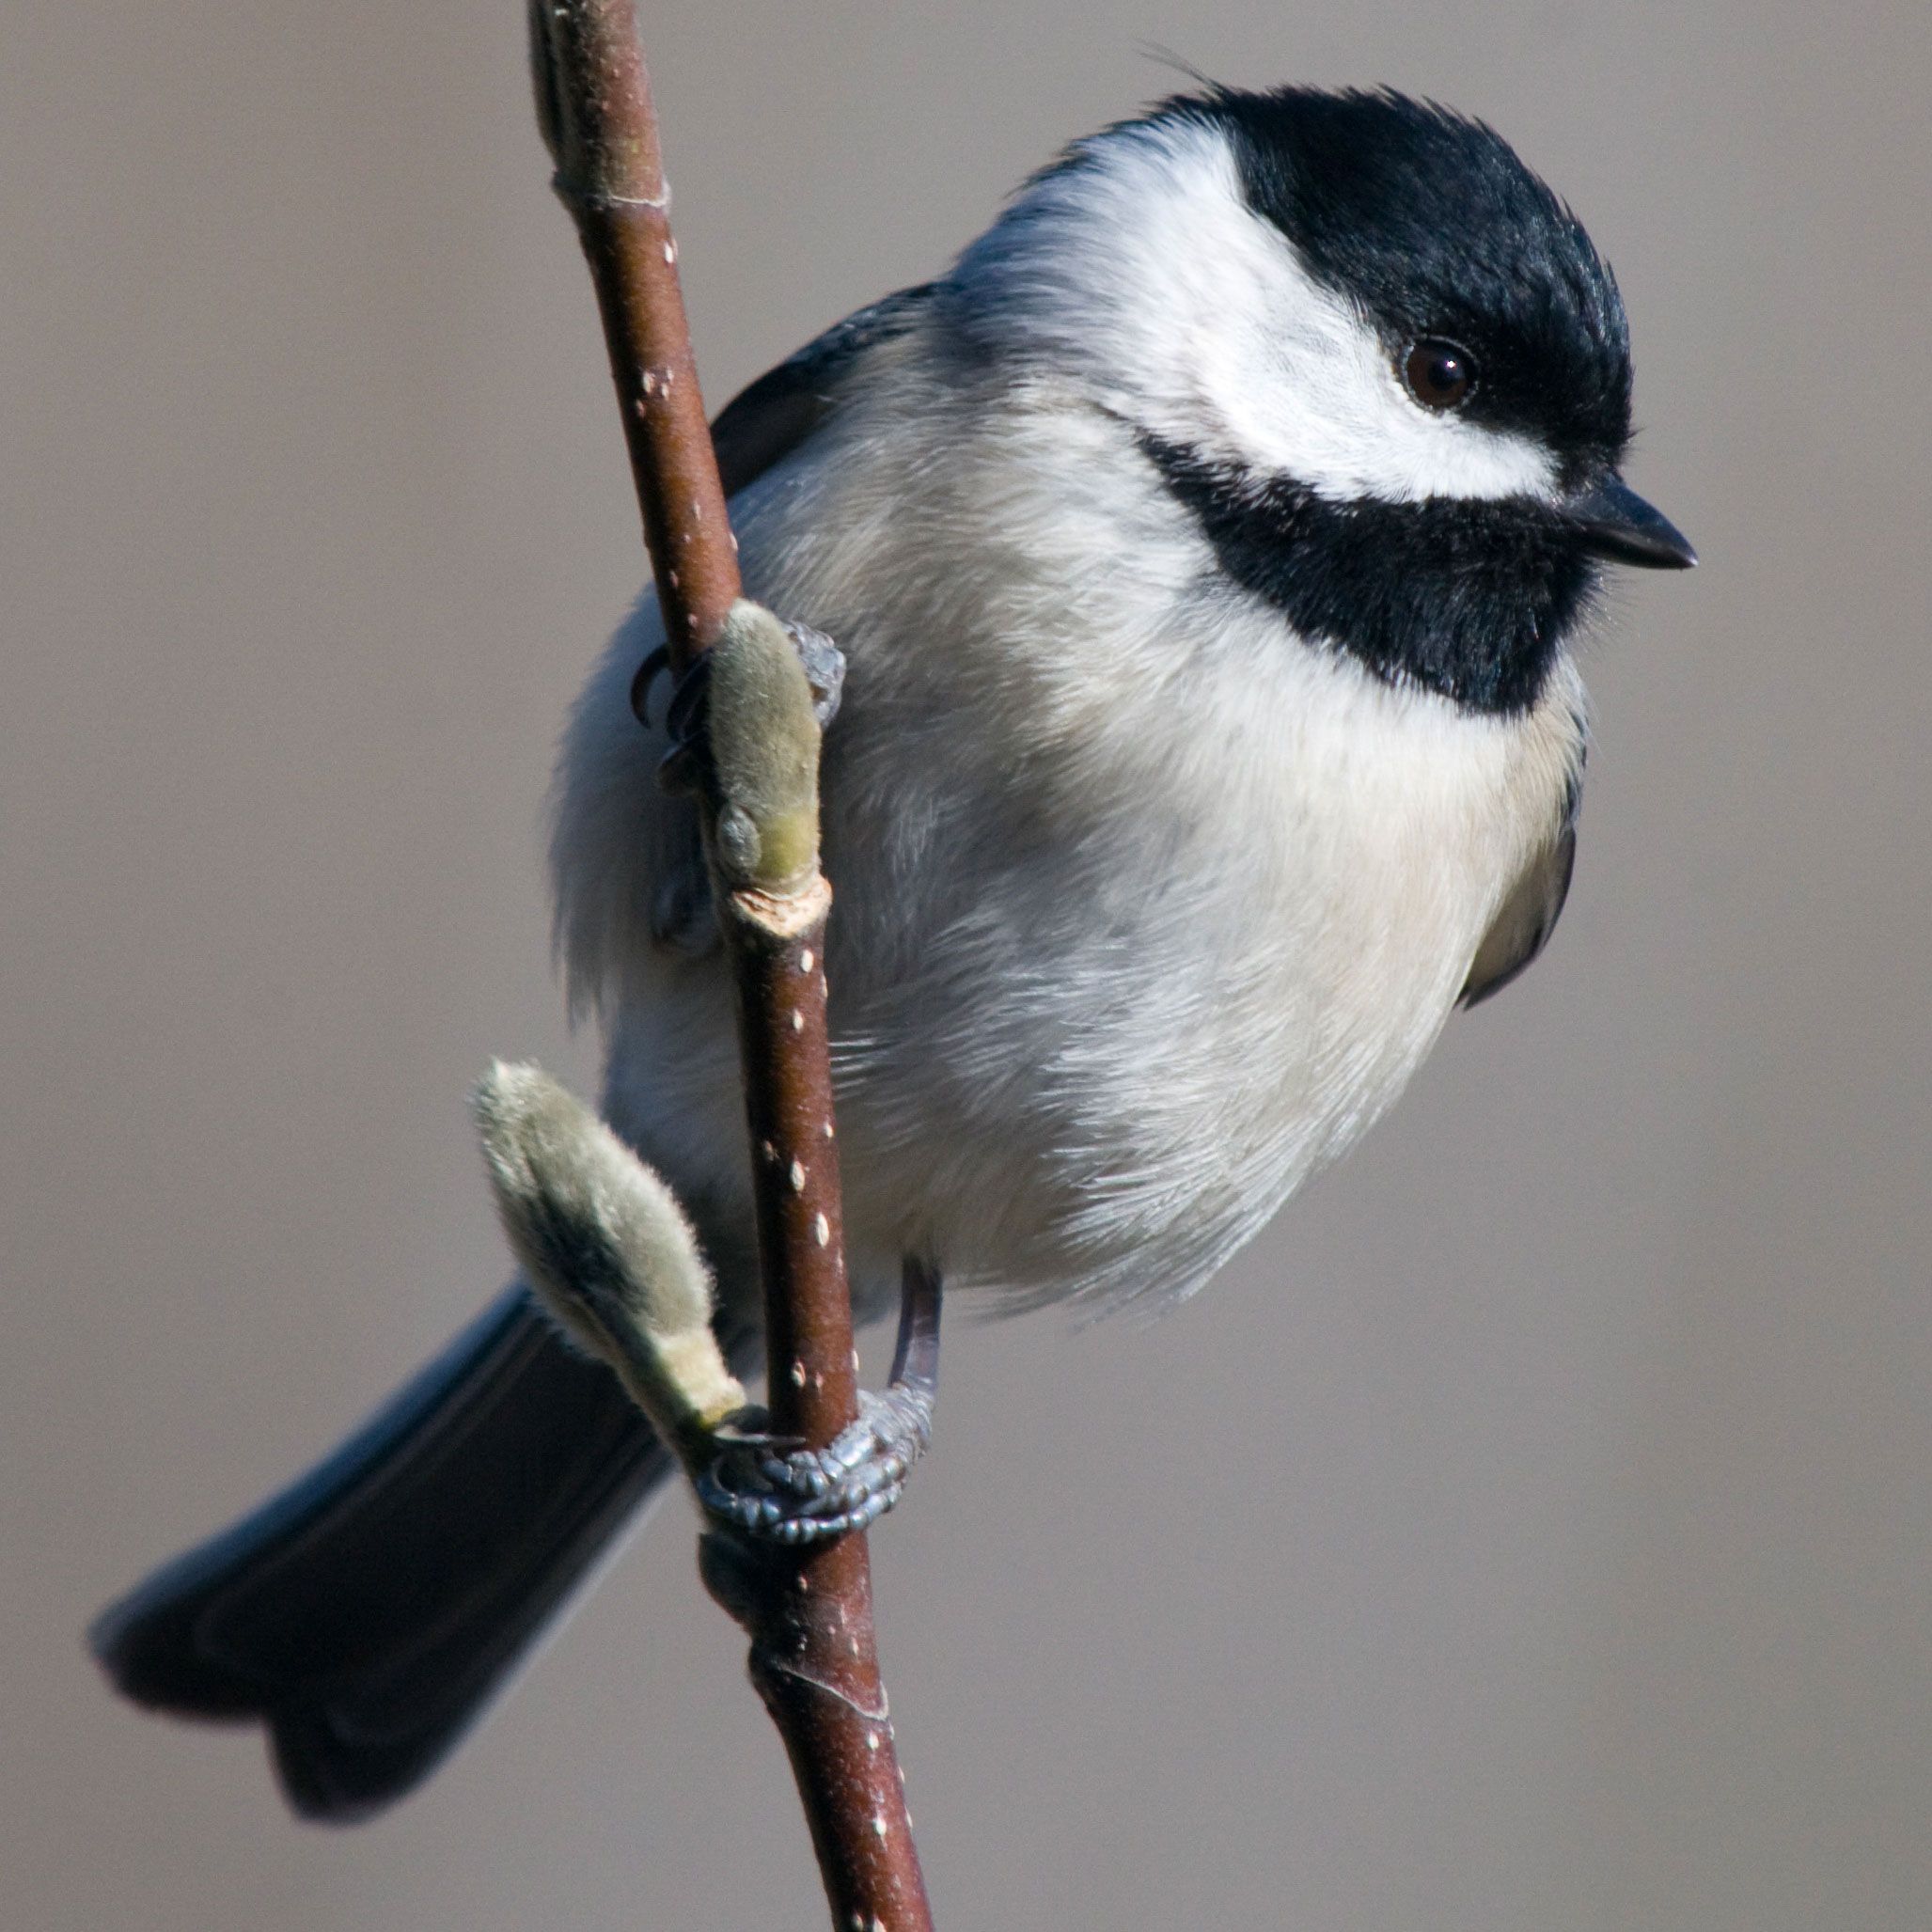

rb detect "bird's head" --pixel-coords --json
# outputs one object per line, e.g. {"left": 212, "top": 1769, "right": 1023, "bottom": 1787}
{"left": 953, "top": 86, "right": 1693, "bottom": 710}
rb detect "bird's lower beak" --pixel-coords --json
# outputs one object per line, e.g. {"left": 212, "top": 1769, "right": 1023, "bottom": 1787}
{"left": 1565, "top": 476, "right": 1698, "bottom": 570}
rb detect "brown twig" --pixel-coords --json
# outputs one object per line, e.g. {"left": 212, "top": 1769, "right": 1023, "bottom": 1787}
{"left": 526, "top": 6, "right": 935, "bottom": 1927}
{"left": 527, "top": 0, "right": 736, "bottom": 668}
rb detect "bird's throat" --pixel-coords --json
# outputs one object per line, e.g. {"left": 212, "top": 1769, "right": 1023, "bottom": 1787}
{"left": 1139, "top": 432, "right": 1596, "bottom": 715}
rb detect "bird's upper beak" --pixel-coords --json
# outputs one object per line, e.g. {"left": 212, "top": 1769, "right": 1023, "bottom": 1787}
{"left": 1564, "top": 475, "right": 1698, "bottom": 570}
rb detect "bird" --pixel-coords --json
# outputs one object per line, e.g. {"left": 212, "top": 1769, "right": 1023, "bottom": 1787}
{"left": 91, "top": 84, "right": 1695, "bottom": 1822}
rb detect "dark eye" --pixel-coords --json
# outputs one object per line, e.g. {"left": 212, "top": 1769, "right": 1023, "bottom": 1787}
{"left": 1402, "top": 338, "right": 1478, "bottom": 412}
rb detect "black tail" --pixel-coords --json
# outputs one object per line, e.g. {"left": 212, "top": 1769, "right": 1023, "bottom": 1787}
{"left": 90, "top": 1287, "right": 691, "bottom": 1822}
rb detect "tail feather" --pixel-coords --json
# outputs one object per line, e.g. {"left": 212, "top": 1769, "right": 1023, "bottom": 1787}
{"left": 91, "top": 1286, "right": 691, "bottom": 1823}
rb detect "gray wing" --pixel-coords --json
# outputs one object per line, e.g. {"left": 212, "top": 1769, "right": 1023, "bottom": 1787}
{"left": 1460, "top": 752, "right": 1584, "bottom": 1008}
{"left": 709, "top": 283, "right": 936, "bottom": 495}
{"left": 648, "top": 285, "right": 936, "bottom": 953}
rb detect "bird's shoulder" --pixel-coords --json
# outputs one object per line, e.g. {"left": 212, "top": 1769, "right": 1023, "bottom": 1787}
{"left": 708, "top": 284, "right": 939, "bottom": 497}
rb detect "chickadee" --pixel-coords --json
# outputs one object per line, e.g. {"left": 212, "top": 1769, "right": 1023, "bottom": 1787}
{"left": 92, "top": 86, "right": 1694, "bottom": 1821}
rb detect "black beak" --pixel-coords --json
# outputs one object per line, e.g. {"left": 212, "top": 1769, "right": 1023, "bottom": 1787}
{"left": 1565, "top": 476, "right": 1698, "bottom": 570}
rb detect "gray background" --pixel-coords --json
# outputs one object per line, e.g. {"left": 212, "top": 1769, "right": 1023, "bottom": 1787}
{"left": 6, "top": 0, "right": 1927, "bottom": 1925}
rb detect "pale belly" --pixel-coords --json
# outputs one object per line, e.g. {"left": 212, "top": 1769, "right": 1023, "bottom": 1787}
{"left": 794, "top": 634, "right": 1577, "bottom": 1317}
{"left": 578, "top": 450, "right": 1585, "bottom": 1325}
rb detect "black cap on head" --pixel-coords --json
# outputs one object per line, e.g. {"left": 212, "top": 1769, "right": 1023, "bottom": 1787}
{"left": 1175, "top": 86, "right": 1634, "bottom": 481}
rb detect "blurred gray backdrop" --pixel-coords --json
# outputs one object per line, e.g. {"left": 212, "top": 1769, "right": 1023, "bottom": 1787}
{"left": 6, "top": 1, "right": 1927, "bottom": 1926}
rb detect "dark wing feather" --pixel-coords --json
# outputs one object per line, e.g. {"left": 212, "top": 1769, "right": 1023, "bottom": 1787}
{"left": 1460, "top": 748, "right": 1585, "bottom": 1008}
{"left": 709, "top": 283, "right": 935, "bottom": 495}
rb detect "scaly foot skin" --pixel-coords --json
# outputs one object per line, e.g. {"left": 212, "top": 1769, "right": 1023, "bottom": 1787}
{"left": 698, "top": 1383, "right": 934, "bottom": 1546}
{"left": 699, "top": 1259, "right": 942, "bottom": 1547}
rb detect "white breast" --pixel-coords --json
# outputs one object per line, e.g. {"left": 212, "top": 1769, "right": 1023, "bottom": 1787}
{"left": 561, "top": 341, "right": 1585, "bottom": 1323}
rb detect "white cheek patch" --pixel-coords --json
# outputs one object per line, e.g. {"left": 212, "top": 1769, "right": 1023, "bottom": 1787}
{"left": 1191, "top": 206, "right": 1557, "bottom": 505}
{"left": 963, "top": 119, "right": 1558, "bottom": 508}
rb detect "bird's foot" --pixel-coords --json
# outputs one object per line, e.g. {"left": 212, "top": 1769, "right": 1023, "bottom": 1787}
{"left": 700, "top": 1264, "right": 942, "bottom": 1548}
{"left": 634, "top": 616, "right": 844, "bottom": 791}
{"left": 697, "top": 1382, "right": 933, "bottom": 1546}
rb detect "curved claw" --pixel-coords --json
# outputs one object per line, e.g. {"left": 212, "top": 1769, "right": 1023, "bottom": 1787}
{"left": 629, "top": 643, "right": 673, "bottom": 728}
{"left": 641, "top": 616, "right": 845, "bottom": 799}
{"left": 697, "top": 1387, "right": 930, "bottom": 1547}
